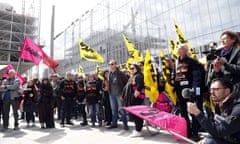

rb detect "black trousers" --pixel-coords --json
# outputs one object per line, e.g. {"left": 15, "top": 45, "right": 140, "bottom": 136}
{"left": 3, "top": 99, "right": 19, "bottom": 128}
{"left": 61, "top": 98, "right": 73, "bottom": 123}
{"left": 26, "top": 112, "right": 35, "bottom": 123}
{"left": 79, "top": 104, "right": 87, "bottom": 122}
{"left": 0, "top": 101, "right": 3, "bottom": 123}
{"left": 176, "top": 87, "right": 203, "bottom": 137}
{"left": 130, "top": 97, "right": 144, "bottom": 132}
{"left": 53, "top": 96, "right": 62, "bottom": 120}
{"left": 103, "top": 93, "right": 112, "bottom": 123}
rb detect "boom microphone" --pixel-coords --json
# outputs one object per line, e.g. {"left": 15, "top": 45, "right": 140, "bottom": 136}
{"left": 181, "top": 88, "right": 194, "bottom": 100}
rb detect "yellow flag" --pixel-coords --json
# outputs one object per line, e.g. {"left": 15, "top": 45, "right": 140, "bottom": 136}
{"left": 119, "top": 63, "right": 123, "bottom": 70}
{"left": 144, "top": 49, "right": 158, "bottom": 103}
{"left": 122, "top": 34, "right": 143, "bottom": 62}
{"left": 160, "top": 48, "right": 177, "bottom": 105}
{"left": 203, "top": 95, "right": 215, "bottom": 113}
{"left": 173, "top": 19, "right": 196, "bottom": 59}
{"left": 96, "top": 64, "right": 104, "bottom": 80}
{"left": 78, "top": 65, "right": 85, "bottom": 78}
{"left": 169, "top": 36, "right": 178, "bottom": 59}
{"left": 78, "top": 38, "right": 104, "bottom": 62}
{"left": 126, "top": 57, "right": 135, "bottom": 71}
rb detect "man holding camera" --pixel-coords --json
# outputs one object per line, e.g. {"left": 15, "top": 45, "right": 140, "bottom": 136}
{"left": 187, "top": 78, "right": 240, "bottom": 144}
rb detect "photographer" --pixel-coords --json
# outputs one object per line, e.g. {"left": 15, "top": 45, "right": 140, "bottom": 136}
{"left": 187, "top": 78, "right": 240, "bottom": 144}
{"left": 206, "top": 31, "right": 240, "bottom": 88}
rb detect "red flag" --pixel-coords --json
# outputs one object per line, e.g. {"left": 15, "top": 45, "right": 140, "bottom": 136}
{"left": 2, "top": 64, "right": 26, "bottom": 85}
{"left": 20, "top": 36, "right": 45, "bottom": 65}
{"left": 42, "top": 53, "right": 59, "bottom": 73}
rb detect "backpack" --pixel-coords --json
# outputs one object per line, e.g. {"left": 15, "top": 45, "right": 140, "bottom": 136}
{"left": 153, "top": 92, "right": 172, "bottom": 113}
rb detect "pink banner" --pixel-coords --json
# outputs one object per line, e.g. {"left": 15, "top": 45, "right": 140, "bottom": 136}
{"left": 2, "top": 64, "right": 26, "bottom": 85}
{"left": 123, "top": 105, "right": 187, "bottom": 141}
{"left": 20, "top": 36, "right": 45, "bottom": 65}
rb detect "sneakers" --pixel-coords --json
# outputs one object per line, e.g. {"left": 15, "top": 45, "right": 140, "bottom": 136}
{"left": 107, "top": 125, "right": 118, "bottom": 129}
{"left": 190, "top": 134, "right": 201, "bottom": 142}
{"left": 80, "top": 121, "right": 88, "bottom": 126}
{"left": 32, "top": 123, "right": 36, "bottom": 127}
{"left": 60, "top": 123, "right": 65, "bottom": 127}
{"left": 91, "top": 123, "right": 95, "bottom": 128}
{"left": 66, "top": 121, "right": 74, "bottom": 125}
{"left": 129, "top": 130, "right": 141, "bottom": 137}
{"left": 98, "top": 122, "right": 102, "bottom": 127}
{"left": 106, "top": 122, "right": 111, "bottom": 126}
{"left": 123, "top": 124, "right": 129, "bottom": 130}
{"left": 13, "top": 126, "right": 19, "bottom": 131}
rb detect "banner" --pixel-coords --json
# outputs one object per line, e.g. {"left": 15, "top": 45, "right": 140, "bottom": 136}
{"left": 42, "top": 53, "right": 59, "bottom": 73}
{"left": 2, "top": 64, "right": 26, "bottom": 85}
{"left": 160, "top": 48, "right": 177, "bottom": 105}
{"left": 123, "top": 106, "right": 187, "bottom": 141}
{"left": 173, "top": 20, "right": 196, "bottom": 59}
{"left": 20, "top": 36, "right": 45, "bottom": 65}
{"left": 96, "top": 64, "right": 104, "bottom": 80}
{"left": 144, "top": 49, "right": 159, "bottom": 103}
{"left": 78, "top": 38, "right": 104, "bottom": 63}
{"left": 122, "top": 34, "right": 143, "bottom": 62}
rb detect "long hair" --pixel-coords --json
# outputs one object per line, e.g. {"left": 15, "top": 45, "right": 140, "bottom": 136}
{"left": 221, "top": 31, "right": 240, "bottom": 47}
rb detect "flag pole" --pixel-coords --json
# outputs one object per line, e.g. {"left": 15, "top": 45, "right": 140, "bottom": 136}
{"left": 49, "top": 5, "right": 55, "bottom": 74}
{"left": 16, "top": 57, "right": 22, "bottom": 74}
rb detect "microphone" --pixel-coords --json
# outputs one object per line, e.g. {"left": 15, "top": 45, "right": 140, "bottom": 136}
{"left": 181, "top": 88, "right": 195, "bottom": 100}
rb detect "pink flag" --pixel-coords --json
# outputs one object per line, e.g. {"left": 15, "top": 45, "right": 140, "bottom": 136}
{"left": 20, "top": 36, "right": 45, "bottom": 65}
{"left": 2, "top": 64, "right": 26, "bottom": 86}
{"left": 42, "top": 52, "right": 59, "bottom": 73}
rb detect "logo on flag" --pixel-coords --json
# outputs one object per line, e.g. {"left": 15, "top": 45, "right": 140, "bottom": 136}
{"left": 78, "top": 39, "right": 104, "bottom": 63}
{"left": 20, "top": 36, "right": 45, "bottom": 65}
{"left": 144, "top": 49, "right": 159, "bottom": 103}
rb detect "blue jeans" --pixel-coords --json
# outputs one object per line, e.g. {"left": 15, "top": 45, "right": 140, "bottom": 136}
{"left": 89, "top": 104, "right": 102, "bottom": 124}
{"left": 109, "top": 94, "right": 128, "bottom": 126}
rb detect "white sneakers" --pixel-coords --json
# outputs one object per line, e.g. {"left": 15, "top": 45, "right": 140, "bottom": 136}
{"left": 129, "top": 130, "right": 142, "bottom": 137}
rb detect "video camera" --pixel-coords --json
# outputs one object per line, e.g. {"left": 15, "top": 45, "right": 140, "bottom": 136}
{"left": 181, "top": 87, "right": 201, "bottom": 102}
{"left": 202, "top": 41, "right": 220, "bottom": 61}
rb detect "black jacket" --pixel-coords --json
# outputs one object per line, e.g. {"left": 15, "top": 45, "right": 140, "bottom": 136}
{"left": 196, "top": 95, "right": 240, "bottom": 143}
{"left": 109, "top": 68, "right": 128, "bottom": 95}
{"left": 207, "top": 45, "right": 240, "bottom": 86}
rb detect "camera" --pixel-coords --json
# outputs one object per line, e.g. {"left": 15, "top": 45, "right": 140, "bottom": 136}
{"left": 202, "top": 41, "right": 220, "bottom": 61}
{"left": 181, "top": 87, "right": 200, "bottom": 102}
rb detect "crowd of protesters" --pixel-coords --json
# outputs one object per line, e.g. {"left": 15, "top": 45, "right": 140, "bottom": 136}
{"left": 0, "top": 31, "right": 240, "bottom": 144}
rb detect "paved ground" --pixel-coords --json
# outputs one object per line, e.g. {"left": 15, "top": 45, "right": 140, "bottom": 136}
{"left": 0, "top": 117, "right": 192, "bottom": 144}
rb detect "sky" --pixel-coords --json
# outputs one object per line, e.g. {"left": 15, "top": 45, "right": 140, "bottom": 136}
{"left": 0, "top": 0, "right": 101, "bottom": 77}
{"left": 0, "top": 0, "right": 101, "bottom": 55}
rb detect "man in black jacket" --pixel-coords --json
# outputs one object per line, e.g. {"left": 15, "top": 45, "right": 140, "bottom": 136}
{"left": 175, "top": 44, "right": 203, "bottom": 139}
{"left": 188, "top": 78, "right": 240, "bottom": 144}
{"left": 59, "top": 72, "right": 77, "bottom": 127}
{"left": 108, "top": 60, "right": 129, "bottom": 130}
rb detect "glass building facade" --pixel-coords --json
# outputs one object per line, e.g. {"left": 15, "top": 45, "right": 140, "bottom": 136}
{"left": 54, "top": 0, "right": 240, "bottom": 75}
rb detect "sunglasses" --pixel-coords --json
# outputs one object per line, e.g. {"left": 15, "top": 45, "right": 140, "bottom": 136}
{"left": 109, "top": 63, "right": 115, "bottom": 65}
{"left": 130, "top": 67, "right": 135, "bottom": 70}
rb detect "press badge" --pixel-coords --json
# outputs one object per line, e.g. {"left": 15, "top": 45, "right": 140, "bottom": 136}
{"left": 180, "top": 81, "right": 189, "bottom": 86}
